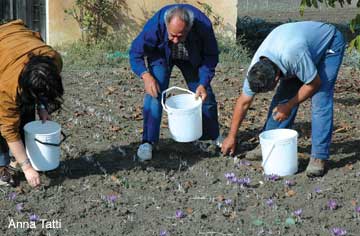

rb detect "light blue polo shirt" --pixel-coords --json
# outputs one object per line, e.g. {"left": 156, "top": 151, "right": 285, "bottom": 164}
{"left": 243, "top": 21, "right": 336, "bottom": 97}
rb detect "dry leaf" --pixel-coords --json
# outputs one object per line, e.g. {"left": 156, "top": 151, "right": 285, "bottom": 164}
{"left": 184, "top": 181, "right": 193, "bottom": 189}
{"left": 298, "top": 153, "right": 308, "bottom": 159}
{"left": 109, "top": 125, "right": 121, "bottom": 132}
{"left": 345, "top": 164, "right": 353, "bottom": 170}
{"left": 15, "top": 186, "right": 24, "bottom": 194}
{"left": 186, "top": 207, "right": 193, "bottom": 215}
{"left": 110, "top": 175, "right": 121, "bottom": 184}
{"left": 216, "top": 195, "right": 225, "bottom": 202}
{"left": 105, "top": 86, "right": 117, "bottom": 95}
{"left": 286, "top": 189, "right": 297, "bottom": 197}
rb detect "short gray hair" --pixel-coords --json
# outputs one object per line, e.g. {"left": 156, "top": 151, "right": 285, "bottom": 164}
{"left": 164, "top": 6, "right": 194, "bottom": 32}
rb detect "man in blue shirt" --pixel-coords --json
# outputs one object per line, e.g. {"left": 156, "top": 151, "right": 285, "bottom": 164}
{"left": 129, "top": 4, "right": 221, "bottom": 161}
{"left": 221, "top": 21, "right": 345, "bottom": 177}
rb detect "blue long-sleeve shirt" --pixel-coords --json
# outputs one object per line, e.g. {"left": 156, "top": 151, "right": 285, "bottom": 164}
{"left": 129, "top": 4, "right": 219, "bottom": 87}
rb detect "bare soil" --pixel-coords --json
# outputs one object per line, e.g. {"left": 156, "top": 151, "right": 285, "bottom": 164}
{"left": 1, "top": 10, "right": 360, "bottom": 236}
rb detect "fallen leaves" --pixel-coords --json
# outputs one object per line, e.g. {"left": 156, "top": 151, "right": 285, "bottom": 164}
{"left": 285, "top": 189, "right": 297, "bottom": 197}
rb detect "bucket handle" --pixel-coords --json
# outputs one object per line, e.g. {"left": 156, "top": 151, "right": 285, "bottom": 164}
{"left": 261, "top": 143, "right": 276, "bottom": 169}
{"left": 34, "top": 131, "right": 67, "bottom": 147}
{"left": 161, "top": 86, "right": 195, "bottom": 113}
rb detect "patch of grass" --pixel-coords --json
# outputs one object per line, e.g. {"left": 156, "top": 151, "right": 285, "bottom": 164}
{"left": 57, "top": 32, "right": 131, "bottom": 70}
{"left": 217, "top": 34, "right": 251, "bottom": 66}
{"left": 59, "top": 32, "right": 250, "bottom": 70}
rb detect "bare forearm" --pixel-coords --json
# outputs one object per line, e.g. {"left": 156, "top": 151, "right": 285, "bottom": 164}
{"left": 228, "top": 94, "right": 253, "bottom": 139}
{"left": 288, "top": 75, "right": 321, "bottom": 108}
{"left": 7, "top": 140, "right": 29, "bottom": 167}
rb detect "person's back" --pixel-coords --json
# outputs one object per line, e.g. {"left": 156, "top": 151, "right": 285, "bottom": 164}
{"left": 252, "top": 21, "right": 336, "bottom": 73}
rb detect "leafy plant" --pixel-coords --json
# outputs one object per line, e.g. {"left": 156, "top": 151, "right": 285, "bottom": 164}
{"left": 65, "top": 0, "right": 123, "bottom": 44}
{"left": 196, "top": 1, "right": 224, "bottom": 30}
{"left": 299, "top": 0, "right": 360, "bottom": 53}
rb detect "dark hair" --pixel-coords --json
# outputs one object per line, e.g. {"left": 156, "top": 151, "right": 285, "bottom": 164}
{"left": 247, "top": 59, "right": 277, "bottom": 93}
{"left": 17, "top": 55, "right": 64, "bottom": 114}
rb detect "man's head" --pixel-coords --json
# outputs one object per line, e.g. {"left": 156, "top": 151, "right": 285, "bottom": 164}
{"left": 18, "top": 55, "right": 64, "bottom": 114}
{"left": 247, "top": 59, "right": 279, "bottom": 93}
{"left": 164, "top": 6, "right": 194, "bottom": 44}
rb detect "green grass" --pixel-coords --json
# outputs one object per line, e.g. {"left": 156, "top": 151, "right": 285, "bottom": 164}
{"left": 58, "top": 33, "right": 251, "bottom": 70}
{"left": 57, "top": 33, "right": 131, "bottom": 70}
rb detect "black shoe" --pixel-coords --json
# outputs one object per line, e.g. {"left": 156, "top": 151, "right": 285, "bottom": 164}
{"left": 0, "top": 166, "right": 18, "bottom": 187}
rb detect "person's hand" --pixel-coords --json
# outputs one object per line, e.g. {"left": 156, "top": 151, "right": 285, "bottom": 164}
{"left": 272, "top": 103, "right": 292, "bottom": 122}
{"left": 142, "top": 72, "right": 160, "bottom": 98}
{"left": 38, "top": 108, "right": 51, "bottom": 123}
{"left": 221, "top": 135, "right": 237, "bottom": 156}
{"left": 23, "top": 166, "right": 40, "bottom": 187}
{"left": 195, "top": 85, "right": 207, "bottom": 102}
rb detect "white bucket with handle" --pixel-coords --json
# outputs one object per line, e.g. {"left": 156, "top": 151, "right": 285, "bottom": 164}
{"left": 259, "top": 129, "right": 298, "bottom": 176}
{"left": 161, "top": 86, "right": 202, "bottom": 142}
{"left": 24, "top": 121, "right": 66, "bottom": 171}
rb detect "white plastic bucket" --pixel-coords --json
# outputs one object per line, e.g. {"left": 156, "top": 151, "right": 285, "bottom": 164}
{"left": 24, "top": 121, "right": 66, "bottom": 171}
{"left": 259, "top": 129, "right": 298, "bottom": 176}
{"left": 161, "top": 86, "right": 202, "bottom": 142}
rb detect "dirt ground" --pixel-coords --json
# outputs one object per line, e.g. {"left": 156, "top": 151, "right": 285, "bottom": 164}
{"left": 1, "top": 10, "right": 360, "bottom": 236}
{"left": 0, "top": 57, "right": 359, "bottom": 236}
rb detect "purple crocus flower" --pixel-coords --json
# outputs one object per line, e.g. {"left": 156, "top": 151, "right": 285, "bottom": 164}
{"left": 355, "top": 206, "right": 360, "bottom": 213}
{"left": 8, "top": 192, "right": 17, "bottom": 201}
{"left": 15, "top": 203, "right": 24, "bottom": 213}
{"left": 314, "top": 187, "right": 322, "bottom": 193}
{"left": 330, "top": 227, "right": 347, "bottom": 236}
{"left": 266, "top": 198, "right": 274, "bottom": 207}
{"left": 175, "top": 210, "right": 185, "bottom": 219}
{"left": 106, "top": 194, "right": 118, "bottom": 203}
{"left": 328, "top": 199, "right": 338, "bottom": 210}
{"left": 159, "top": 230, "right": 167, "bottom": 236}
{"left": 237, "top": 177, "right": 251, "bottom": 187}
{"left": 224, "top": 199, "right": 232, "bottom": 206}
{"left": 265, "top": 174, "right": 280, "bottom": 181}
{"left": 239, "top": 160, "right": 251, "bottom": 166}
{"left": 284, "top": 180, "right": 295, "bottom": 187}
{"left": 230, "top": 177, "right": 238, "bottom": 184}
{"left": 293, "top": 208, "right": 303, "bottom": 217}
{"left": 29, "top": 213, "right": 40, "bottom": 222}
{"left": 224, "top": 172, "right": 236, "bottom": 181}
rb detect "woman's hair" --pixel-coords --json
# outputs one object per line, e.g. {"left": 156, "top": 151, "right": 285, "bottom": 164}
{"left": 164, "top": 6, "right": 194, "bottom": 32}
{"left": 17, "top": 54, "right": 64, "bottom": 115}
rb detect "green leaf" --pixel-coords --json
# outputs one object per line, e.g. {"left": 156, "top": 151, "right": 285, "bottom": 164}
{"left": 300, "top": 0, "right": 307, "bottom": 15}
{"left": 252, "top": 219, "right": 264, "bottom": 226}
{"left": 349, "top": 14, "right": 360, "bottom": 33}
{"left": 285, "top": 217, "right": 296, "bottom": 225}
{"left": 348, "top": 35, "right": 360, "bottom": 53}
{"left": 274, "top": 218, "right": 282, "bottom": 225}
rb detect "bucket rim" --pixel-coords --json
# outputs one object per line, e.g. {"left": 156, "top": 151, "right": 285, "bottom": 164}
{"left": 165, "top": 94, "right": 202, "bottom": 112}
{"left": 259, "top": 128, "right": 298, "bottom": 142}
{"left": 24, "top": 120, "right": 61, "bottom": 136}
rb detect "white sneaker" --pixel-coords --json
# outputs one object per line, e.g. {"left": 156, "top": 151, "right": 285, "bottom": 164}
{"left": 214, "top": 134, "right": 224, "bottom": 148}
{"left": 137, "top": 143, "right": 153, "bottom": 162}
